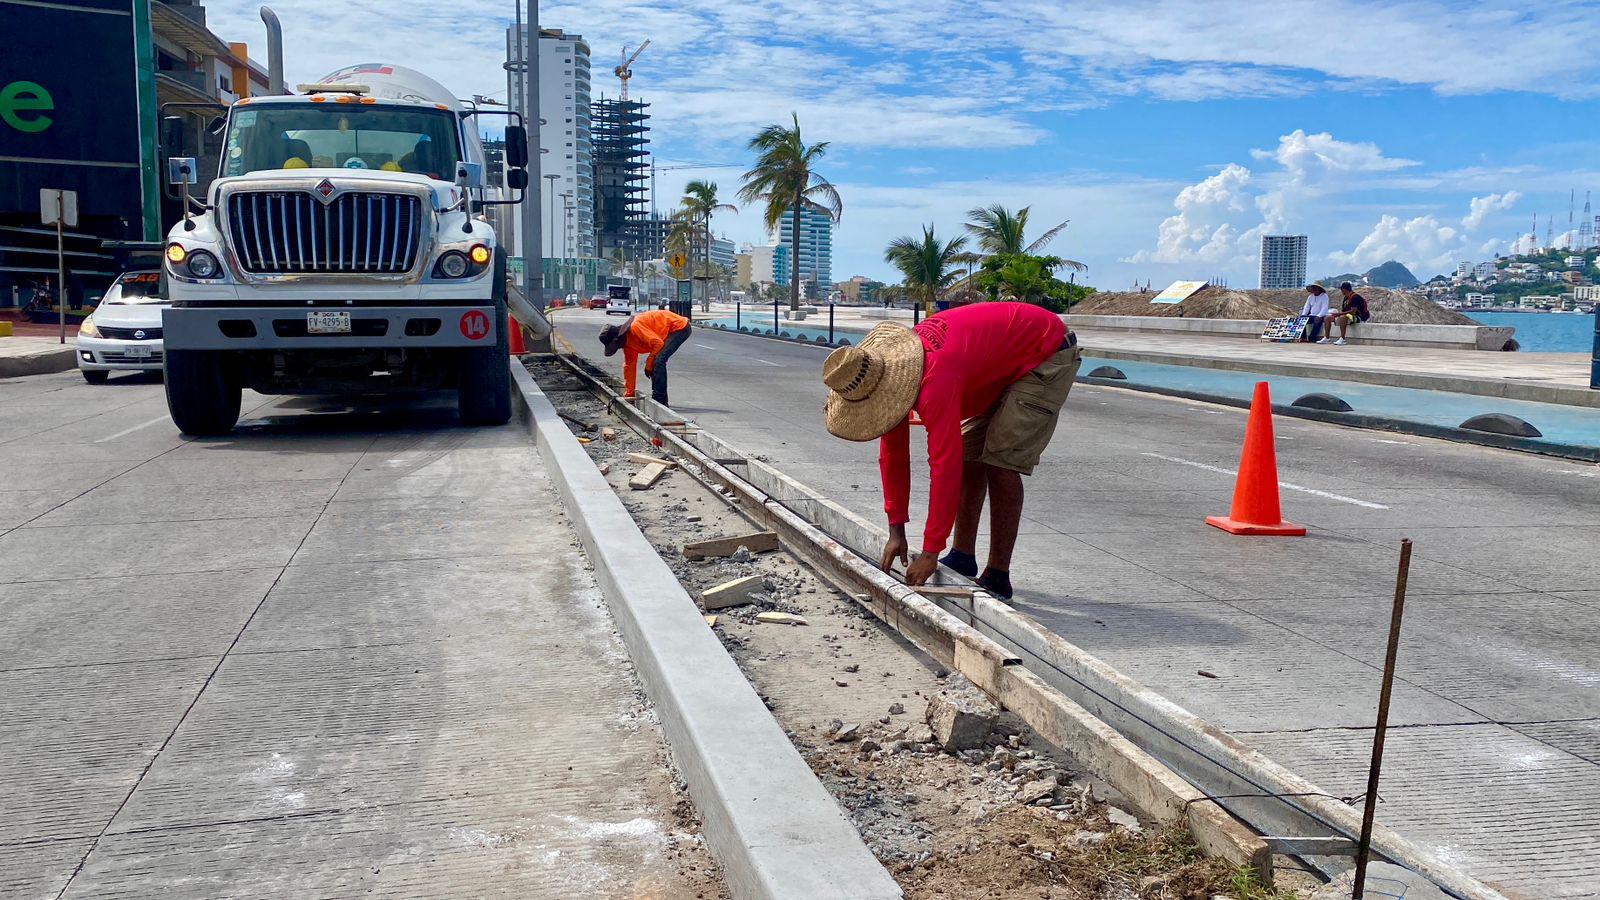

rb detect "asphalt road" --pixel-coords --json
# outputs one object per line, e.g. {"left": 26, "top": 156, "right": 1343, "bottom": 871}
{"left": 0, "top": 369, "right": 713, "bottom": 898}
{"left": 556, "top": 308, "right": 1600, "bottom": 898}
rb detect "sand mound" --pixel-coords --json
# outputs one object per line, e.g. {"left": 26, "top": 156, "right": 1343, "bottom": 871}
{"left": 1074, "top": 285, "right": 1476, "bottom": 326}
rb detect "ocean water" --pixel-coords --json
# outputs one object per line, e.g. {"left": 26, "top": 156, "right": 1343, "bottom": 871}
{"left": 1467, "top": 311, "right": 1596, "bottom": 353}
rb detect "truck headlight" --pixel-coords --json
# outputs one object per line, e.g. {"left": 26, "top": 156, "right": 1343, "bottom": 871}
{"left": 78, "top": 318, "right": 100, "bottom": 339}
{"left": 186, "top": 250, "right": 220, "bottom": 279}
{"left": 436, "top": 251, "right": 470, "bottom": 279}
{"left": 166, "top": 243, "right": 187, "bottom": 264}
{"left": 469, "top": 244, "right": 491, "bottom": 266}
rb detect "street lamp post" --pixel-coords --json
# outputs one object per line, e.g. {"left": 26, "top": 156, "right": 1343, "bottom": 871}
{"left": 503, "top": 0, "right": 541, "bottom": 304}
{"left": 543, "top": 172, "right": 560, "bottom": 282}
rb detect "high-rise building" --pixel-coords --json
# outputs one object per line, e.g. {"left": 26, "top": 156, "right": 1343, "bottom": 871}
{"left": 1258, "top": 234, "right": 1307, "bottom": 289}
{"left": 506, "top": 26, "right": 594, "bottom": 260}
{"left": 746, "top": 243, "right": 790, "bottom": 286}
{"left": 774, "top": 204, "right": 833, "bottom": 290}
{"left": 709, "top": 236, "right": 736, "bottom": 271}
{"left": 592, "top": 98, "right": 649, "bottom": 260}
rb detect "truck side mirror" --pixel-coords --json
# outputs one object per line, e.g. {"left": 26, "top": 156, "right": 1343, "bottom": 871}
{"left": 207, "top": 115, "right": 227, "bottom": 136}
{"left": 161, "top": 115, "right": 186, "bottom": 156}
{"left": 505, "top": 125, "right": 528, "bottom": 168}
{"left": 507, "top": 169, "right": 528, "bottom": 190}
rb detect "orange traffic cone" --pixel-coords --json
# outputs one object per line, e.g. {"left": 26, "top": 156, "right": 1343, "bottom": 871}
{"left": 1205, "top": 381, "right": 1306, "bottom": 536}
{"left": 508, "top": 319, "right": 526, "bottom": 355}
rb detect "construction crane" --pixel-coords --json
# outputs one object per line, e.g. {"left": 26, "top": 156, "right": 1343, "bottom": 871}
{"left": 615, "top": 40, "right": 650, "bottom": 101}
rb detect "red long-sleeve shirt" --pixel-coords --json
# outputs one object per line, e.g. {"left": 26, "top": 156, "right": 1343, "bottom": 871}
{"left": 621, "top": 310, "right": 690, "bottom": 397}
{"left": 879, "top": 303, "right": 1065, "bottom": 554}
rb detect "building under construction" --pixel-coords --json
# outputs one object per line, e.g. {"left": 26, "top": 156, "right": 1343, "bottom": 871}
{"left": 592, "top": 98, "right": 651, "bottom": 261}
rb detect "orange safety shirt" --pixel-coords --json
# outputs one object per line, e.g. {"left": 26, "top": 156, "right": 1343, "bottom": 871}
{"left": 622, "top": 309, "right": 690, "bottom": 397}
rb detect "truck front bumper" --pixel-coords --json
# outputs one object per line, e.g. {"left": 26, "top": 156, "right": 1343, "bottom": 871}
{"left": 162, "top": 306, "right": 498, "bottom": 351}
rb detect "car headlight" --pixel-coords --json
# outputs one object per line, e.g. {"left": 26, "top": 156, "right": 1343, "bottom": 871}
{"left": 78, "top": 318, "right": 100, "bottom": 339}
{"left": 436, "top": 251, "right": 470, "bottom": 279}
{"left": 186, "top": 250, "right": 220, "bottom": 279}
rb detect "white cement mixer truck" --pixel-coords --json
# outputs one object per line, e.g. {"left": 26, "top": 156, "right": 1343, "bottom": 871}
{"left": 157, "top": 63, "right": 545, "bottom": 434}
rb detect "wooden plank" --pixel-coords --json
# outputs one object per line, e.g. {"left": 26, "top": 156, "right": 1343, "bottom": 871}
{"left": 629, "top": 462, "right": 669, "bottom": 490}
{"left": 916, "top": 585, "right": 975, "bottom": 599}
{"left": 682, "top": 530, "right": 780, "bottom": 560}
{"left": 628, "top": 452, "right": 677, "bottom": 468}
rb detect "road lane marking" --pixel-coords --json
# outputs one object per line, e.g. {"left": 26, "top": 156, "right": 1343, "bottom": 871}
{"left": 695, "top": 343, "right": 717, "bottom": 350}
{"left": 96, "top": 415, "right": 169, "bottom": 443}
{"left": 1140, "top": 452, "right": 1389, "bottom": 509}
{"left": 755, "top": 359, "right": 782, "bottom": 367}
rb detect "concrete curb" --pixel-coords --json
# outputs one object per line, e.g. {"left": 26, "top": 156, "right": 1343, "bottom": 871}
{"left": 509, "top": 360, "right": 902, "bottom": 900}
{"left": 1086, "top": 344, "right": 1600, "bottom": 410}
{"left": 1081, "top": 376, "right": 1600, "bottom": 463}
{"left": 0, "top": 343, "right": 76, "bottom": 378}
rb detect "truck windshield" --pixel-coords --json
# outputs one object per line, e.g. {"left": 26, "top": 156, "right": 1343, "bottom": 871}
{"left": 223, "top": 104, "right": 461, "bottom": 180}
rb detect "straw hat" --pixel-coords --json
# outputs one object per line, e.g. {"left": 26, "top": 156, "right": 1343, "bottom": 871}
{"left": 822, "top": 323, "right": 925, "bottom": 441}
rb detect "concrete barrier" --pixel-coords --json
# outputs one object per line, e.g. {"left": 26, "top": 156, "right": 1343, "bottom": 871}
{"left": 509, "top": 361, "right": 902, "bottom": 900}
{"left": 1064, "top": 314, "right": 1516, "bottom": 351}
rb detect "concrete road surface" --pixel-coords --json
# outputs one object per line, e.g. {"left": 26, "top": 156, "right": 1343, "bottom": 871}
{"left": 556, "top": 308, "right": 1600, "bottom": 898}
{"left": 0, "top": 370, "right": 719, "bottom": 898}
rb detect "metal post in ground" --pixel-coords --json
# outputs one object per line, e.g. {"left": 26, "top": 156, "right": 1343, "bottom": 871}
{"left": 829, "top": 303, "right": 835, "bottom": 344}
{"left": 773, "top": 300, "right": 779, "bottom": 335}
{"left": 735, "top": 301, "right": 741, "bottom": 331}
{"left": 1352, "top": 538, "right": 1413, "bottom": 899}
{"left": 1590, "top": 303, "right": 1598, "bottom": 389}
{"left": 55, "top": 216, "right": 65, "bottom": 345}
{"left": 913, "top": 303, "right": 921, "bottom": 326}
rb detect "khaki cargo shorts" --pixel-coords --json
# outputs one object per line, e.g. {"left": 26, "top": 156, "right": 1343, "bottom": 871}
{"left": 961, "top": 345, "right": 1080, "bottom": 475}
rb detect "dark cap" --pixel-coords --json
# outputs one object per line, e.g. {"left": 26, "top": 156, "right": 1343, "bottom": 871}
{"left": 598, "top": 323, "right": 626, "bottom": 356}
{"left": 1339, "top": 281, "right": 1354, "bottom": 291}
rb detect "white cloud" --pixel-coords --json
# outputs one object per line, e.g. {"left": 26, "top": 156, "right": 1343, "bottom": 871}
{"left": 1327, "top": 214, "right": 1462, "bottom": 273}
{"left": 1462, "top": 191, "right": 1522, "bottom": 230}
{"left": 1125, "top": 164, "right": 1257, "bottom": 265}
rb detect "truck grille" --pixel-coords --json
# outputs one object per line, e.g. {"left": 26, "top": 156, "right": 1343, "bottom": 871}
{"left": 226, "top": 191, "right": 422, "bottom": 275}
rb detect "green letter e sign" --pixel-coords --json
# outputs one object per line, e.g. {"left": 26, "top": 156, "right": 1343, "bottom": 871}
{"left": 1, "top": 81, "right": 54, "bottom": 133}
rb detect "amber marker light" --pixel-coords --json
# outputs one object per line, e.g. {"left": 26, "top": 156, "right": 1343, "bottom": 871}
{"left": 166, "top": 243, "right": 187, "bottom": 264}
{"left": 469, "top": 244, "right": 491, "bottom": 265}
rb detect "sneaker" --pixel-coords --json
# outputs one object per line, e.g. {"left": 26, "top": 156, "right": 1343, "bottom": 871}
{"left": 1333, "top": 338, "right": 1346, "bottom": 345}
{"left": 1316, "top": 338, "right": 1331, "bottom": 344}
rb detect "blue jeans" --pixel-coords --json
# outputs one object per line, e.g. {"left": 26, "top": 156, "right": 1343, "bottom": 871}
{"left": 651, "top": 325, "right": 691, "bottom": 405}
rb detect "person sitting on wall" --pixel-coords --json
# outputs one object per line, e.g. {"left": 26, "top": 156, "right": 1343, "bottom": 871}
{"left": 1320, "top": 282, "right": 1371, "bottom": 345}
{"left": 1299, "top": 284, "right": 1330, "bottom": 342}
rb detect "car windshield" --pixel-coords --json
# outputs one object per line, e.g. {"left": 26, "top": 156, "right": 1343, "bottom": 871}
{"left": 107, "top": 272, "right": 163, "bottom": 304}
{"left": 223, "top": 103, "right": 461, "bottom": 180}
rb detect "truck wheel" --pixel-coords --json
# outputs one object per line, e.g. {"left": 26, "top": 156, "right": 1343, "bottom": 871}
{"left": 457, "top": 299, "right": 511, "bottom": 426}
{"left": 82, "top": 370, "right": 109, "bottom": 385}
{"left": 164, "top": 349, "right": 241, "bottom": 435}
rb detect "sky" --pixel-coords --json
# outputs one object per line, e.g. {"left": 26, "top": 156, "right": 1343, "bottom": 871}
{"left": 206, "top": 0, "right": 1600, "bottom": 289}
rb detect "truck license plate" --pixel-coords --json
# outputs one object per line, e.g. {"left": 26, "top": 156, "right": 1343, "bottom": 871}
{"left": 125, "top": 345, "right": 152, "bottom": 359}
{"left": 307, "top": 311, "right": 351, "bottom": 334}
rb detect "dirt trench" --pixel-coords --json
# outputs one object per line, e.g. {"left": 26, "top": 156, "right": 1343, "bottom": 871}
{"left": 526, "top": 356, "right": 1306, "bottom": 900}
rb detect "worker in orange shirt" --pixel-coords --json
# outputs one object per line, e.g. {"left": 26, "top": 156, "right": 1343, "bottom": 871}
{"left": 598, "top": 309, "right": 693, "bottom": 405}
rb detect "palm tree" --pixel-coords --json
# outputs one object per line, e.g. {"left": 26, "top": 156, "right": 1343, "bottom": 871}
{"left": 680, "top": 180, "right": 737, "bottom": 308}
{"left": 739, "top": 113, "right": 842, "bottom": 312}
{"left": 951, "top": 250, "right": 984, "bottom": 293}
{"left": 884, "top": 225, "right": 967, "bottom": 314}
{"left": 964, "top": 204, "right": 1086, "bottom": 271}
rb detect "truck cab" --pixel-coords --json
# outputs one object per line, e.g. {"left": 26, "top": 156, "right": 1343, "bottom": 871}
{"left": 159, "top": 64, "right": 535, "bottom": 435}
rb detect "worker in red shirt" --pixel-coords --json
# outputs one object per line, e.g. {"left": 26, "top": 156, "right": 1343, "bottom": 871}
{"left": 599, "top": 309, "right": 692, "bottom": 404}
{"left": 822, "top": 303, "right": 1080, "bottom": 599}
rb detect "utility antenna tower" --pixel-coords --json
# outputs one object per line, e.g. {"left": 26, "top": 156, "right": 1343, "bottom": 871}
{"left": 1581, "top": 192, "right": 1594, "bottom": 251}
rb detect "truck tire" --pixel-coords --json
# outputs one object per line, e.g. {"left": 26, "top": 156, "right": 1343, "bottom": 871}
{"left": 457, "top": 298, "right": 511, "bottom": 426}
{"left": 164, "top": 349, "right": 241, "bottom": 435}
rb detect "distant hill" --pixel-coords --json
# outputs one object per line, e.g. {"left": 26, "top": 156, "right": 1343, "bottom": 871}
{"left": 1319, "top": 260, "right": 1421, "bottom": 289}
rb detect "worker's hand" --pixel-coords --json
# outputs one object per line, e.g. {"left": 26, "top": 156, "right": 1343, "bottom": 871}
{"left": 644, "top": 364, "right": 654, "bottom": 376}
{"left": 906, "top": 552, "right": 938, "bottom": 587}
{"left": 879, "top": 525, "right": 909, "bottom": 574}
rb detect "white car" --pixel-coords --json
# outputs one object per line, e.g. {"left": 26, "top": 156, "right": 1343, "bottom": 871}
{"left": 76, "top": 270, "right": 166, "bottom": 383}
{"left": 605, "top": 296, "right": 632, "bottom": 316}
